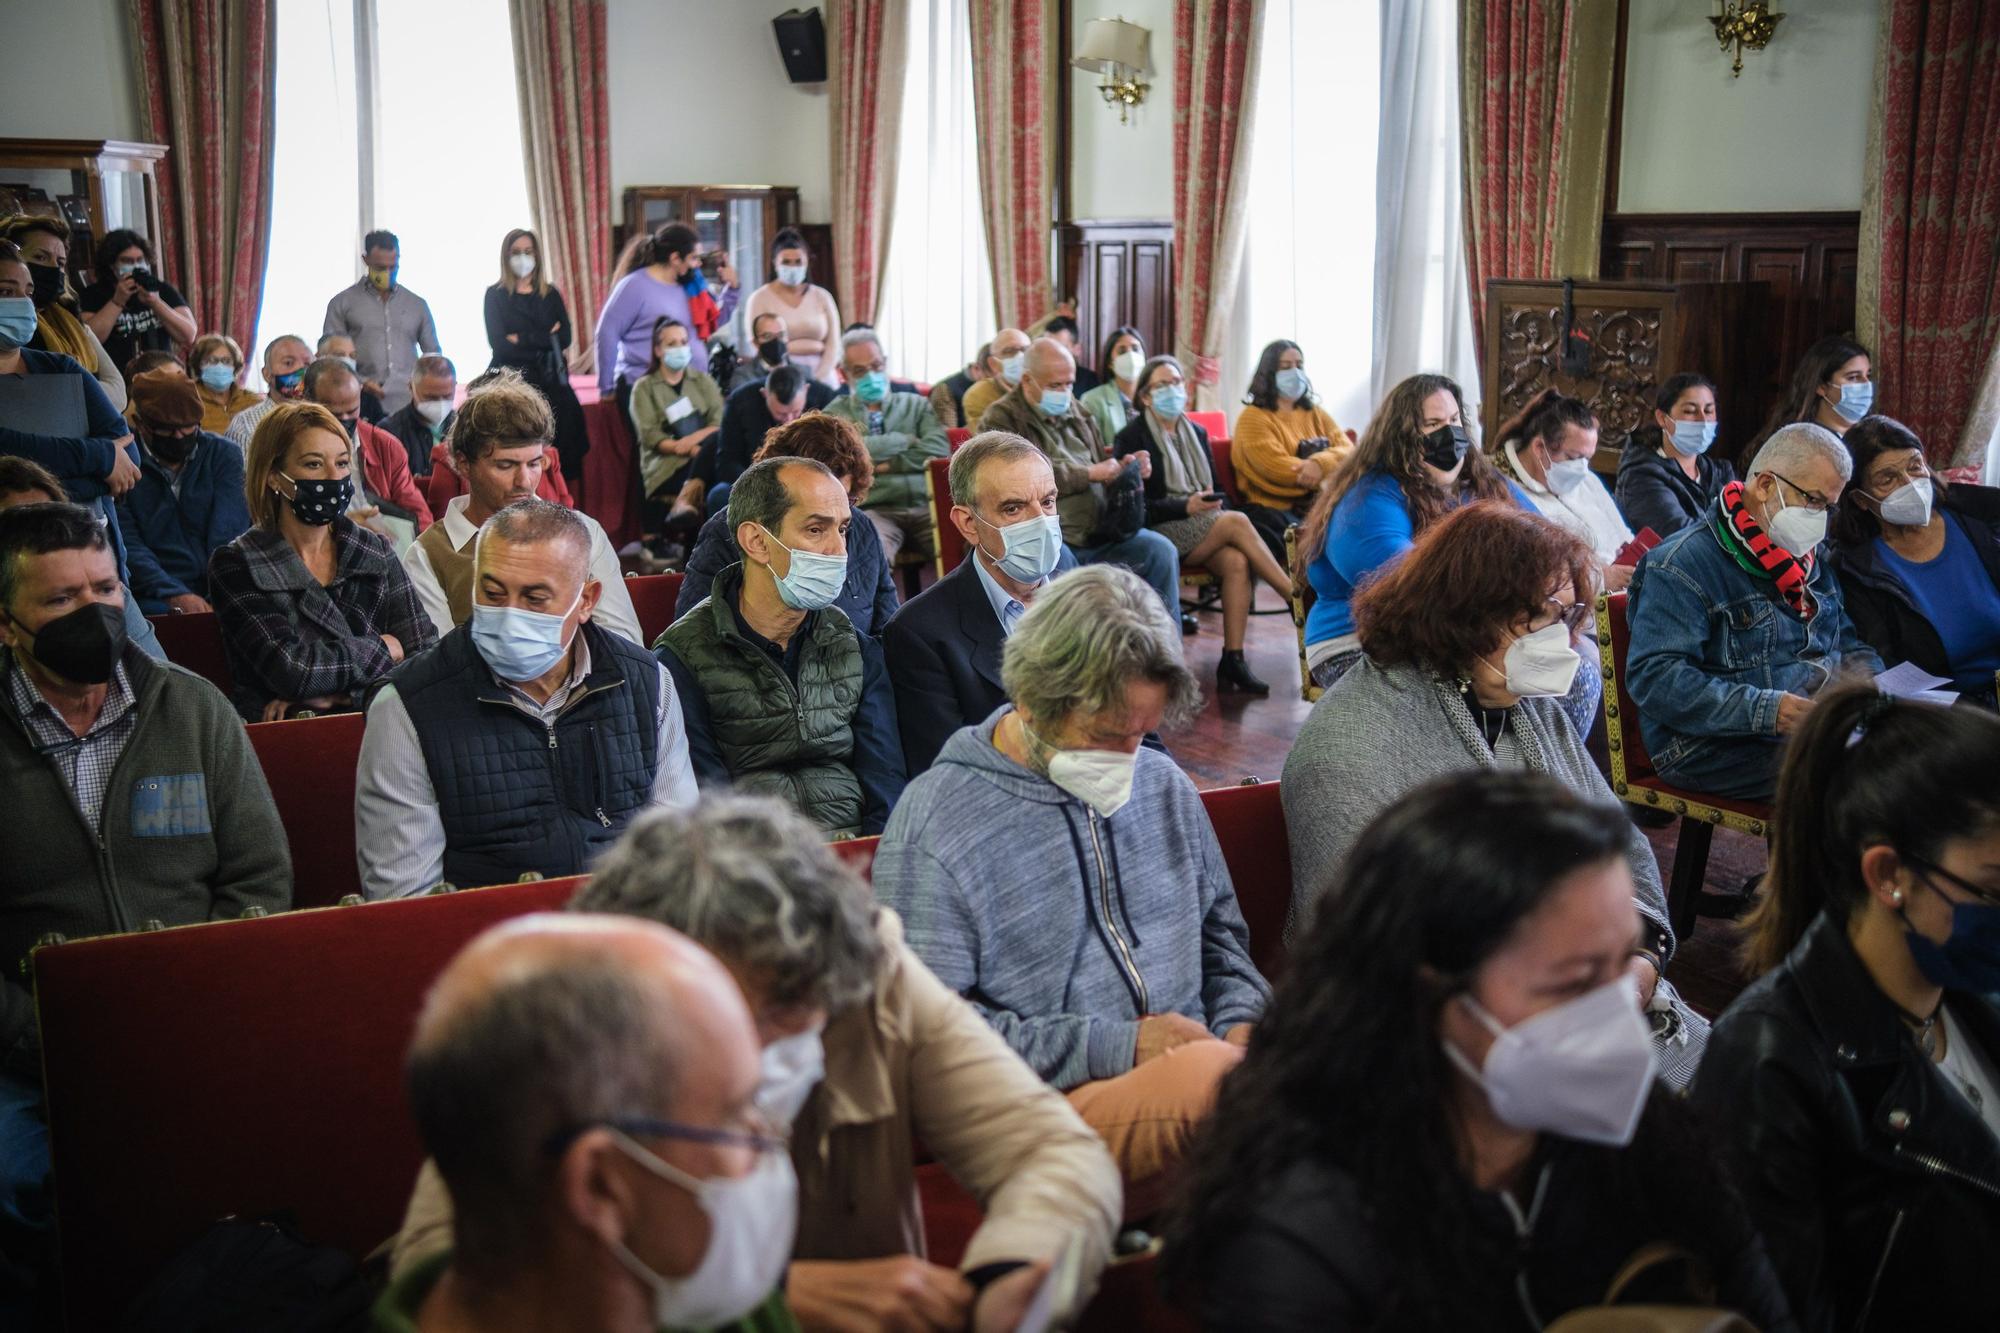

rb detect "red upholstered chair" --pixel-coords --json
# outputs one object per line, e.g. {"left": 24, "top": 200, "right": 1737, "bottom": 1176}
{"left": 1198, "top": 780, "right": 1292, "bottom": 980}
{"left": 1597, "top": 592, "right": 1770, "bottom": 938}
{"left": 34, "top": 878, "right": 583, "bottom": 1328}
{"left": 578, "top": 397, "right": 643, "bottom": 549}
{"left": 926, "top": 456, "right": 967, "bottom": 580}
{"left": 622, "top": 571, "right": 686, "bottom": 646}
{"left": 945, "top": 428, "right": 972, "bottom": 452}
{"left": 146, "top": 611, "right": 234, "bottom": 696}
{"left": 830, "top": 834, "right": 880, "bottom": 881}
{"left": 244, "top": 712, "right": 368, "bottom": 909}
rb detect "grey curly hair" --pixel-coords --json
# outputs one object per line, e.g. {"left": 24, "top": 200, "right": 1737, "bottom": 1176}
{"left": 572, "top": 794, "right": 883, "bottom": 1012}
{"left": 1001, "top": 563, "right": 1202, "bottom": 730}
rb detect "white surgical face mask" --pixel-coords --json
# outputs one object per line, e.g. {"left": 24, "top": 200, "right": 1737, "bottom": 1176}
{"left": 1112, "top": 349, "right": 1145, "bottom": 383}
{"left": 976, "top": 510, "right": 1063, "bottom": 584}
{"left": 1545, "top": 456, "right": 1592, "bottom": 495}
{"left": 776, "top": 263, "right": 809, "bottom": 287}
{"left": 508, "top": 252, "right": 537, "bottom": 278}
{"left": 415, "top": 398, "right": 451, "bottom": 426}
{"left": 1444, "top": 975, "right": 1658, "bottom": 1147}
{"left": 605, "top": 1129, "right": 799, "bottom": 1329}
{"left": 758, "top": 525, "right": 848, "bottom": 612}
{"left": 757, "top": 1028, "right": 826, "bottom": 1128}
{"left": 1491, "top": 620, "right": 1581, "bottom": 699}
{"left": 1877, "top": 476, "right": 1934, "bottom": 527}
{"left": 1025, "top": 718, "right": 1136, "bottom": 818}
{"left": 999, "top": 353, "right": 1026, "bottom": 385}
{"left": 1766, "top": 482, "right": 1829, "bottom": 557}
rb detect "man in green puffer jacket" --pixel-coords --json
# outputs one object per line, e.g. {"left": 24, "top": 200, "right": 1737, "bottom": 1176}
{"left": 822, "top": 328, "right": 948, "bottom": 565}
{"left": 656, "top": 457, "right": 905, "bottom": 836}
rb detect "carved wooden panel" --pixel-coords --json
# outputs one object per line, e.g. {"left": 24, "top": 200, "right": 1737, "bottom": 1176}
{"left": 1056, "top": 219, "right": 1175, "bottom": 371}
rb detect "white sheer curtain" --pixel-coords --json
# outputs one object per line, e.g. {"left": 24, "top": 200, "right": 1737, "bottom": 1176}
{"left": 250, "top": 0, "right": 531, "bottom": 386}
{"left": 1222, "top": 0, "right": 1379, "bottom": 432}
{"left": 875, "top": 0, "right": 996, "bottom": 384}
{"left": 1372, "top": 0, "right": 1480, "bottom": 420}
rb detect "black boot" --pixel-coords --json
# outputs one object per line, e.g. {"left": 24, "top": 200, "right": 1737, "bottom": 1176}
{"left": 1216, "top": 649, "right": 1270, "bottom": 697}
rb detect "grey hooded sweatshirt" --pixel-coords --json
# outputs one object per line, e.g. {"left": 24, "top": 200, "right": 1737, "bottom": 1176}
{"left": 871, "top": 709, "right": 1270, "bottom": 1091}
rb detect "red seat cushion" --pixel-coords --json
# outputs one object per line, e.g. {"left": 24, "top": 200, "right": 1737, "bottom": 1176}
{"left": 245, "top": 713, "right": 367, "bottom": 909}
{"left": 35, "top": 877, "right": 584, "bottom": 1328}
{"left": 830, "top": 835, "right": 879, "bottom": 881}
{"left": 146, "top": 611, "right": 234, "bottom": 696}
{"left": 623, "top": 571, "right": 685, "bottom": 646}
{"left": 1198, "top": 783, "right": 1290, "bottom": 979}
{"left": 945, "top": 428, "right": 971, "bottom": 452}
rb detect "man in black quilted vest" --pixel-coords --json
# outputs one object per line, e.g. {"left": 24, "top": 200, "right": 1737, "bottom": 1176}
{"left": 354, "top": 498, "right": 697, "bottom": 897}
{"left": 656, "top": 456, "right": 906, "bottom": 836}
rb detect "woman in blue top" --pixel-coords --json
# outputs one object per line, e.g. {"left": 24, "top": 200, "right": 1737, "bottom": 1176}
{"left": 1294, "top": 373, "right": 1525, "bottom": 689}
{"left": 1829, "top": 416, "right": 2000, "bottom": 707}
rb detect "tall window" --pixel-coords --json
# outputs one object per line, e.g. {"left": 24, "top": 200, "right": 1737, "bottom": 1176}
{"left": 250, "top": 0, "right": 531, "bottom": 387}
{"left": 1225, "top": 0, "right": 1477, "bottom": 432}
{"left": 875, "top": 0, "right": 996, "bottom": 383}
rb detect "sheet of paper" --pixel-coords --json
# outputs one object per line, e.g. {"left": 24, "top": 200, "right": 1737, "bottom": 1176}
{"left": 664, "top": 395, "right": 696, "bottom": 424}
{"left": 1014, "top": 1231, "right": 1085, "bottom": 1333}
{"left": 1876, "top": 660, "right": 1957, "bottom": 705}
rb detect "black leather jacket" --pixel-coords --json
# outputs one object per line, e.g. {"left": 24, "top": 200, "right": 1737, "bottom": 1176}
{"left": 1692, "top": 913, "right": 2000, "bottom": 1331}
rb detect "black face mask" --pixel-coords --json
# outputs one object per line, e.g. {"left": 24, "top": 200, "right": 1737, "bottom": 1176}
{"left": 1421, "top": 422, "right": 1472, "bottom": 471}
{"left": 145, "top": 429, "right": 198, "bottom": 466}
{"left": 280, "top": 473, "right": 355, "bottom": 525}
{"left": 14, "top": 601, "right": 127, "bottom": 685}
{"left": 758, "top": 337, "right": 789, "bottom": 368}
{"left": 333, "top": 415, "right": 361, "bottom": 440}
{"left": 25, "top": 262, "right": 64, "bottom": 311}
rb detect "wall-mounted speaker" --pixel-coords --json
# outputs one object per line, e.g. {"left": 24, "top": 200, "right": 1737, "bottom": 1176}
{"left": 773, "top": 8, "right": 827, "bottom": 84}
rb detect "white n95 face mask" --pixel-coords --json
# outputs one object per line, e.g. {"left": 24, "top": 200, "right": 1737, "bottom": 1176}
{"left": 1494, "top": 620, "right": 1581, "bottom": 699}
{"left": 756, "top": 1027, "right": 826, "bottom": 1128}
{"left": 1877, "top": 477, "right": 1934, "bottom": 527}
{"left": 1444, "top": 975, "right": 1658, "bottom": 1147}
{"left": 1766, "top": 493, "right": 1829, "bottom": 557}
{"left": 1024, "top": 719, "right": 1138, "bottom": 818}
{"left": 605, "top": 1129, "right": 799, "bottom": 1329}
{"left": 1545, "top": 457, "right": 1592, "bottom": 495}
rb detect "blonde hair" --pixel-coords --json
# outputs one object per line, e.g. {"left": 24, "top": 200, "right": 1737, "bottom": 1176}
{"left": 245, "top": 401, "right": 348, "bottom": 529}
{"left": 498, "top": 228, "right": 549, "bottom": 297}
{"left": 190, "top": 332, "right": 245, "bottom": 372}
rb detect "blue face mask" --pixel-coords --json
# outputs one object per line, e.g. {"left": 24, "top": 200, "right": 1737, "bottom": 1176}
{"left": 999, "top": 353, "right": 1026, "bottom": 385}
{"left": 1276, "top": 367, "right": 1310, "bottom": 401}
{"left": 1150, "top": 385, "right": 1188, "bottom": 420}
{"left": 854, "top": 370, "right": 889, "bottom": 404}
{"left": 1037, "top": 387, "right": 1072, "bottom": 417}
{"left": 1669, "top": 420, "right": 1717, "bottom": 457}
{"left": 679, "top": 268, "right": 707, "bottom": 297}
{"left": 0, "top": 296, "right": 36, "bottom": 351}
{"left": 975, "top": 511, "right": 1063, "bottom": 584}
{"left": 471, "top": 581, "right": 584, "bottom": 682}
{"left": 1904, "top": 867, "right": 2000, "bottom": 993}
{"left": 661, "top": 345, "right": 692, "bottom": 372}
{"left": 1832, "top": 381, "right": 1874, "bottom": 424}
{"left": 759, "top": 525, "right": 847, "bottom": 611}
{"left": 200, "top": 363, "right": 236, "bottom": 392}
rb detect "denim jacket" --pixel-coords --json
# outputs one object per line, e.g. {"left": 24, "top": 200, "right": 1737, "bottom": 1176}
{"left": 1626, "top": 500, "right": 1880, "bottom": 762}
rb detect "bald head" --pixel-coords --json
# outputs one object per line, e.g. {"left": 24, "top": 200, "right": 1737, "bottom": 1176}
{"left": 407, "top": 914, "right": 758, "bottom": 1277}
{"left": 986, "top": 328, "right": 1031, "bottom": 383}
{"left": 1020, "top": 337, "right": 1077, "bottom": 410}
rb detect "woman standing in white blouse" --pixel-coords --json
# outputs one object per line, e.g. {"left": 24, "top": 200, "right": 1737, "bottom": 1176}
{"left": 743, "top": 227, "right": 842, "bottom": 388}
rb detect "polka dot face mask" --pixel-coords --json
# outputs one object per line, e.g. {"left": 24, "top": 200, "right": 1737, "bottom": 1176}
{"left": 277, "top": 471, "right": 355, "bottom": 526}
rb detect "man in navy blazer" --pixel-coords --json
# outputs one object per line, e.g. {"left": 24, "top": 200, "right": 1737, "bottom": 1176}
{"left": 883, "top": 432, "right": 1077, "bottom": 774}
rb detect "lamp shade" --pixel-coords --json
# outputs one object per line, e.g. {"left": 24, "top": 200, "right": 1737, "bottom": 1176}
{"left": 1074, "top": 17, "right": 1152, "bottom": 75}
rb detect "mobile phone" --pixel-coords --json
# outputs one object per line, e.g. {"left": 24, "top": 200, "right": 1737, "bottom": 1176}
{"left": 1199, "top": 491, "right": 1226, "bottom": 503}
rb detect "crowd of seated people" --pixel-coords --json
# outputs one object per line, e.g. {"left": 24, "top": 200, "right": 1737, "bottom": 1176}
{"left": 14, "top": 202, "right": 2000, "bottom": 1333}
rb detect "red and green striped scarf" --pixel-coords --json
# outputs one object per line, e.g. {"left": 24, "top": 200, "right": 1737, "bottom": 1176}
{"left": 1715, "top": 480, "right": 1813, "bottom": 616}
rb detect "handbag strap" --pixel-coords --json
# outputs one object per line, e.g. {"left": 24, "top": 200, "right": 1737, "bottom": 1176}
{"left": 1604, "top": 1242, "right": 1711, "bottom": 1305}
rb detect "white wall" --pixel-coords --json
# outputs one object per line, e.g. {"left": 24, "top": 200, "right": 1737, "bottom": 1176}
{"left": 604, "top": 0, "right": 831, "bottom": 220}
{"left": 1618, "top": 0, "right": 1879, "bottom": 213}
{"left": 0, "top": 0, "right": 141, "bottom": 140}
{"left": 1069, "top": 0, "right": 1174, "bottom": 220}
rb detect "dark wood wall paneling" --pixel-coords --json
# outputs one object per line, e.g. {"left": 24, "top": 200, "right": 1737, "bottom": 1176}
{"left": 1600, "top": 212, "right": 1860, "bottom": 431}
{"left": 1057, "top": 220, "right": 1175, "bottom": 372}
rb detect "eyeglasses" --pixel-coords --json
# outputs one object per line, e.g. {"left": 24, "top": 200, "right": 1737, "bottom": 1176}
{"left": 1771, "top": 472, "right": 1838, "bottom": 515}
{"left": 542, "top": 1111, "right": 788, "bottom": 1159}
{"left": 1536, "top": 596, "right": 1591, "bottom": 635}
{"left": 1906, "top": 854, "right": 2000, "bottom": 911}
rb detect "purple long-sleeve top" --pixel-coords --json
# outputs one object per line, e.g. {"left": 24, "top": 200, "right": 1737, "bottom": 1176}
{"left": 592, "top": 270, "right": 740, "bottom": 392}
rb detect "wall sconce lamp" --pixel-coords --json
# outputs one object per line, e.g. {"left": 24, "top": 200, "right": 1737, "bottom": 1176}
{"left": 1710, "top": 0, "right": 1784, "bottom": 78}
{"left": 1074, "top": 17, "right": 1152, "bottom": 124}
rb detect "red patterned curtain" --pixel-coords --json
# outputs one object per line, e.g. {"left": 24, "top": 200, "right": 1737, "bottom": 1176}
{"left": 1173, "top": 0, "right": 1262, "bottom": 410}
{"left": 968, "top": 0, "right": 1053, "bottom": 327}
{"left": 828, "top": 0, "right": 906, "bottom": 325}
{"left": 509, "top": 0, "right": 613, "bottom": 374}
{"left": 130, "top": 0, "right": 276, "bottom": 347}
{"left": 1865, "top": 0, "right": 2000, "bottom": 465}
{"left": 1458, "top": 0, "right": 1571, "bottom": 341}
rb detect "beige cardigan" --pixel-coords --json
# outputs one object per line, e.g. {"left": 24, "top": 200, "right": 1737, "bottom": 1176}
{"left": 388, "top": 908, "right": 1121, "bottom": 1307}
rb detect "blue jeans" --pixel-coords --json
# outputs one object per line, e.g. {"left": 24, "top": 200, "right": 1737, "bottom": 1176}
{"left": 706, "top": 482, "right": 732, "bottom": 521}
{"left": 123, "top": 589, "right": 164, "bottom": 661}
{"left": 1652, "top": 733, "right": 1783, "bottom": 801}
{"left": 0, "top": 1072, "right": 48, "bottom": 1236}
{"left": 1071, "top": 530, "right": 1181, "bottom": 620}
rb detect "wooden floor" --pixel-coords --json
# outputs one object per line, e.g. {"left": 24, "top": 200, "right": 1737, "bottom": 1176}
{"left": 1174, "top": 588, "right": 1764, "bottom": 1017}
